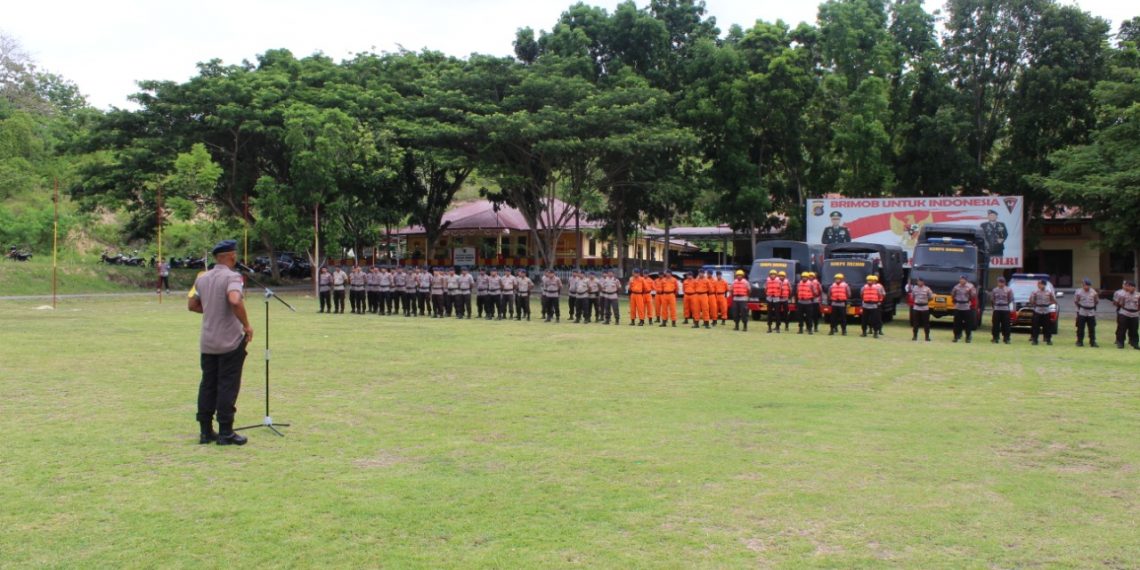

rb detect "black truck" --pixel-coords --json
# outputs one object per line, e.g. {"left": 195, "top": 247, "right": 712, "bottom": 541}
{"left": 820, "top": 242, "right": 906, "bottom": 322}
{"left": 754, "top": 240, "right": 825, "bottom": 275}
{"left": 910, "top": 224, "right": 989, "bottom": 325}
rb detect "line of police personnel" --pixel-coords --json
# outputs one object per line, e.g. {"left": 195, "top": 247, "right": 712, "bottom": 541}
{"left": 313, "top": 264, "right": 1140, "bottom": 349}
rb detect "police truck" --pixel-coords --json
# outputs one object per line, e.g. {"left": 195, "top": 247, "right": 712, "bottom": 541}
{"left": 820, "top": 242, "right": 906, "bottom": 322}
{"left": 910, "top": 224, "right": 989, "bottom": 326}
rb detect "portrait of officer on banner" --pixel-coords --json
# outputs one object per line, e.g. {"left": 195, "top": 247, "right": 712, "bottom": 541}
{"left": 980, "top": 209, "right": 1008, "bottom": 256}
{"left": 821, "top": 211, "right": 852, "bottom": 245}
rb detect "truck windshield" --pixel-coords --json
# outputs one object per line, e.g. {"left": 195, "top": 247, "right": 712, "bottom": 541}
{"left": 821, "top": 259, "right": 871, "bottom": 287}
{"left": 912, "top": 245, "right": 976, "bottom": 271}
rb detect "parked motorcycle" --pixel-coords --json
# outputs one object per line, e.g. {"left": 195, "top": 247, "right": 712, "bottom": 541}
{"left": 6, "top": 246, "right": 32, "bottom": 261}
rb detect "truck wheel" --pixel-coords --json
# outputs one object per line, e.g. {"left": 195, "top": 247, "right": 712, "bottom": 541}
{"left": 751, "top": 311, "right": 762, "bottom": 321}
{"left": 882, "top": 304, "right": 894, "bottom": 323}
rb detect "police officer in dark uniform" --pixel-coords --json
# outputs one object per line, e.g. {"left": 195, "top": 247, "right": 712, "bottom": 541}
{"left": 821, "top": 211, "right": 852, "bottom": 245}
{"left": 980, "top": 210, "right": 1008, "bottom": 257}
{"left": 317, "top": 266, "right": 332, "bottom": 313}
{"left": 1028, "top": 279, "right": 1057, "bottom": 345}
{"left": 1073, "top": 278, "right": 1099, "bottom": 347}
{"left": 950, "top": 275, "right": 977, "bottom": 343}
{"left": 990, "top": 276, "right": 1013, "bottom": 344}
{"left": 187, "top": 240, "right": 251, "bottom": 446}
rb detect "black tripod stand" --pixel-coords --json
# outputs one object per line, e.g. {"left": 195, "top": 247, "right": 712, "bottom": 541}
{"left": 236, "top": 267, "right": 295, "bottom": 436}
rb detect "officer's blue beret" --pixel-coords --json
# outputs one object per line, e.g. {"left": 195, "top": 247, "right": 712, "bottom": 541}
{"left": 960, "top": 274, "right": 968, "bottom": 280}
{"left": 632, "top": 268, "right": 640, "bottom": 273}
{"left": 211, "top": 239, "right": 237, "bottom": 255}
{"left": 1083, "top": 278, "right": 1092, "bottom": 285}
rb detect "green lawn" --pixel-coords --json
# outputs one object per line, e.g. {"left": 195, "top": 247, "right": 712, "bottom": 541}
{"left": 0, "top": 258, "right": 198, "bottom": 296}
{"left": 0, "top": 296, "right": 1136, "bottom": 568}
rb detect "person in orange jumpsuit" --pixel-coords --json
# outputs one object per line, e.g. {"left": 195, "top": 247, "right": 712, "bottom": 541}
{"left": 713, "top": 271, "right": 729, "bottom": 326}
{"left": 657, "top": 271, "right": 678, "bottom": 327}
{"left": 682, "top": 272, "right": 694, "bottom": 324}
{"left": 691, "top": 269, "right": 711, "bottom": 328}
{"left": 706, "top": 272, "right": 720, "bottom": 324}
{"left": 652, "top": 270, "right": 661, "bottom": 323}
{"left": 627, "top": 268, "right": 646, "bottom": 325}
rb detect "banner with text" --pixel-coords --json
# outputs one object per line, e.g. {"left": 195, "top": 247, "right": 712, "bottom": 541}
{"left": 806, "top": 196, "right": 1023, "bottom": 268}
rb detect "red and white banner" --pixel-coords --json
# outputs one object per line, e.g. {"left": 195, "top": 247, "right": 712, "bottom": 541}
{"left": 806, "top": 196, "right": 1023, "bottom": 268}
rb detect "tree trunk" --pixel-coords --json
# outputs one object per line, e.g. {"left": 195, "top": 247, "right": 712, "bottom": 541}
{"left": 1134, "top": 248, "right": 1139, "bottom": 288}
{"left": 663, "top": 220, "right": 671, "bottom": 272}
{"left": 615, "top": 217, "right": 625, "bottom": 278}
{"left": 575, "top": 207, "right": 581, "bottom": 270}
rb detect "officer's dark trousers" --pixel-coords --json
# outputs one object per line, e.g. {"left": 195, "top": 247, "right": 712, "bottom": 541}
{"left": 432, "top": 294, "right": 445, "bottom": 317}
{"left": 319, "top": 291, "right": 331, "bottom": 313}
{"left": 463, "top": 293, "right": 473, "bottom": 318}
{"left": 495, "top": 294, "right": 507, "bottom": 318}
{"left": 780, "top": 302, "right": 791, "bottom": 329}
{"left": 542, "top": 296, "right": 557, "bottom": 320}
{"left": 576, "top": 297, "right": 591, "bottom": 322}
{"left": 354, "top": 290, "right": 367, "bottom": 313}
{"left": 593, "top": 297, "right": 602, "bottom": 320}
{"left": 991, "top": 310, "right": 1011, "bottom": 342}
{"left": 333, "top": 290, "right": 345, "bottom": 313}
{"left": 197, "top": 341, "right": 247, "bottom": 425}
{"left": 1030, "top": 312, "right": 1052, "bottom": 342}
{"left": 366, "top": 291, "right": 377, "bottom": 313}
{"left": 830, "top": 304, "right": 847, "bottom": 333}
{"left": 568, "top": 295, "right": 577, "bottom": 319}
{"left": 602, "top": 297, "right": 619, "bottom": 322}
{"left": 953, "top": 309, "right": 974, "bottom": 339}
{"left": 797, "top": 302, "right": 815, "bottom": 332}
{"left": 1076, "top": 315, "right": 1096, "bottom": 344}
{"left": 733, "top": 300, "right": 748, "bottom": 329}
{"left": 912, "top": 309, "right": 931, "bottom": 339}
{"left": 1116, "top": 315, "right": 1138, "bottom": 347}
{"left": 417, "top": 292, "right": 429, "bottom": 315}
{"left": 863, "top": 307, "right": 882, "bottom": 336}
{"left": 444, "top": 293, "right": 454, "bottom": 316}
{"left": 516, "top": 295, "right": 530, "bottom": 319}
{"left": 476, "top": 294, "right": 485, "bottom": 317}
{"left": 378, "top": 291, "right": 389, "bottom": 314}
{"left": 767, "top": 303, "right": 779, "bottom": 330}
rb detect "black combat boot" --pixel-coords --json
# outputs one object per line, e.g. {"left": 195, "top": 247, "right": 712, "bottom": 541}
{"left": 199, "top": 420, "right": 217, "bottom": 444}
{"left": 216, "top": 423, "right": 247, "bottom": 446}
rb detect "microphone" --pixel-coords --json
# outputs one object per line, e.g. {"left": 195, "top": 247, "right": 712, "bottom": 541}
{"left": 236, "top": 262, "right": 257, "bottom": 274}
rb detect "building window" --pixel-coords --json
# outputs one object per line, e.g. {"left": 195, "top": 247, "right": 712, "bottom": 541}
{"left": 636, "top": 245, "right": 643, "bottom": 259}
{"left": 1110, "top": 251, "right": 1136, "bottom": 274}
{"left": 649, "top": 244, "right": 656, "bottom": 261}
{"left": 515, "top": 236, "right": 528, "bottom": 257}
{"left": 482, "top": 237, "right": 497, "bottom": 258}
{"left": 588, "top": 238, "right": 597, "bottom": 256}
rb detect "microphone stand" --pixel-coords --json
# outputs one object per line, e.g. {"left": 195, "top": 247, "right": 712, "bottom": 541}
{"left": 235, "top": 264, "right": 295, "bottom": 436}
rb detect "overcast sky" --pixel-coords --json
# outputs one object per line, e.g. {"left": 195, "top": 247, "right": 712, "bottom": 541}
{"left": 5, "top": 0, "right": 1135, "bottom": 109}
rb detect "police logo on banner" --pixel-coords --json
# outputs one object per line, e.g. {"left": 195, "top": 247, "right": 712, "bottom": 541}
{"left": 811, "top": 201, "right": 824, "bottom": 217}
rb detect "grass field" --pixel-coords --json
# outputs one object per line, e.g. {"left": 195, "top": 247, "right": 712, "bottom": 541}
{"left": 1, "top": 295, "right": 1137, "bottom": 568}
{"left": 0, "top": 258, "right": 199, "bottom": 296}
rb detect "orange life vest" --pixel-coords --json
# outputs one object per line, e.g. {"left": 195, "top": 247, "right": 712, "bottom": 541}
{"left": 862, "top": 284, "right": 883, "bottom": 303}
{"left": 779, "top": 279, "right": 791, "bottom": 298}
{"left": 797, "top": 280, "right": 814, "bottom": 300}
{"left": 830, "top": 282, "right": 849, "bottom": 302}
{"left": 731, "top": 280, "right": 750, "bottom": 297}
{"left": 765, "top": 278, "right": 781, "bottom": 297}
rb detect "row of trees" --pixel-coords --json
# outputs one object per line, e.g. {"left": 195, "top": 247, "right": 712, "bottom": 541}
{"left": 8, "top": 1, "right": 1139, "bottom": 278}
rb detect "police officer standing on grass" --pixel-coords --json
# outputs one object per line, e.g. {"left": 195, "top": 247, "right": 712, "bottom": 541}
{"left": 860, "top": 274, "right": 886, "bottom": 338}
{"left": 394, "top": 267, "right": 408, "bottom": 316}
{"left": 1113, "top": 280, "right": 1140, "bottom": 349}
{"left": 188, "top": 240, "right": 251, "bottom": 446}
{"left": 446, "top": 268, "right": 461, "bottom": 318}
{"left": 573, "top": 271, "right": 590, "bottom": 323}
{"left": 600, "top": 269, "right": 620, "bottom": 325}
{"left": 567, "top": 270, "right": 580, "bottom": 322}
{"left": 731, "top": 270, "right": 750, "bottom": 332}
{"left": 459, "top": 267, "right": 475, "bottom": 319}
{"left": 990, "top": 276, "right": 1013, "bottom": 344}
{"left": 910, "top": 276, "right": 934, "bottom": 342}
{"left": 349, "top": 265, "right": 366, "bottom": 314}
{"left": 950, "top": 275, "right": 977, "bottom": 343}
{"left": 430, "top": 267, "right": 446, "bottom": 318}
{"left": 501, "top": 269, "right": 516, "bottom": 319}
{"left": 541, "top": 268, "right": 562, "bottom": 322}
{"left": 379, "top": 267, "right": 394, "bottom": 315}
{"left": 1028, "top": 279, "right": 1057, "bottom": 345}
{"left": 332, "top": 265, "right": 348, "bottom": 313}
{"left": 417, "top": 267, "right": 431, "bottom": 316}
{"left": 486, "top": 268, "right": 502, "bottom": 320}
{"left": 515, "top": 269, "right": 533, "bottom": 320}
{"left": 317, "top": 266, "right": 332, "bottom": 313}
{"left": 828, "top": 273, "right": 850, "bottom": 335}
{"left": 365, "top": 266, "right": 379, "bottom": 314}
{"left": 1074, "top": 278, "right": 1099, "bottom": 347}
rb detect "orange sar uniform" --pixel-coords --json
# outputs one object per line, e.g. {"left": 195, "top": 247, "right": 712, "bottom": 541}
{"left": 682, "top": 274, "right": 694, "bottom": 322}
{"left": 646, "top": 274, "right": 658, "bottom": 320}
{"left": 713, "top": 275, "right": 729, "bottom": 324}
{"left": 657, "top": 273, "right": 678, "bottom": 325}
{"left": 691, "top": 273, "right": 711, "bottom": 327}
{"left": 628, "top": 272, "right": 648, "bottom": 324}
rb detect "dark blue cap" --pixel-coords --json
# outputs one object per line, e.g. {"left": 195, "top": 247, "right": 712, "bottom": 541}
{"left": 959, "top": 274, "right": 968, "bottom": 280}
{"left": 211, "top": 239, "right": 237, "bottom": 255}
{"left": 1083, "top": 278, "right": 1092, "bottom": 285}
